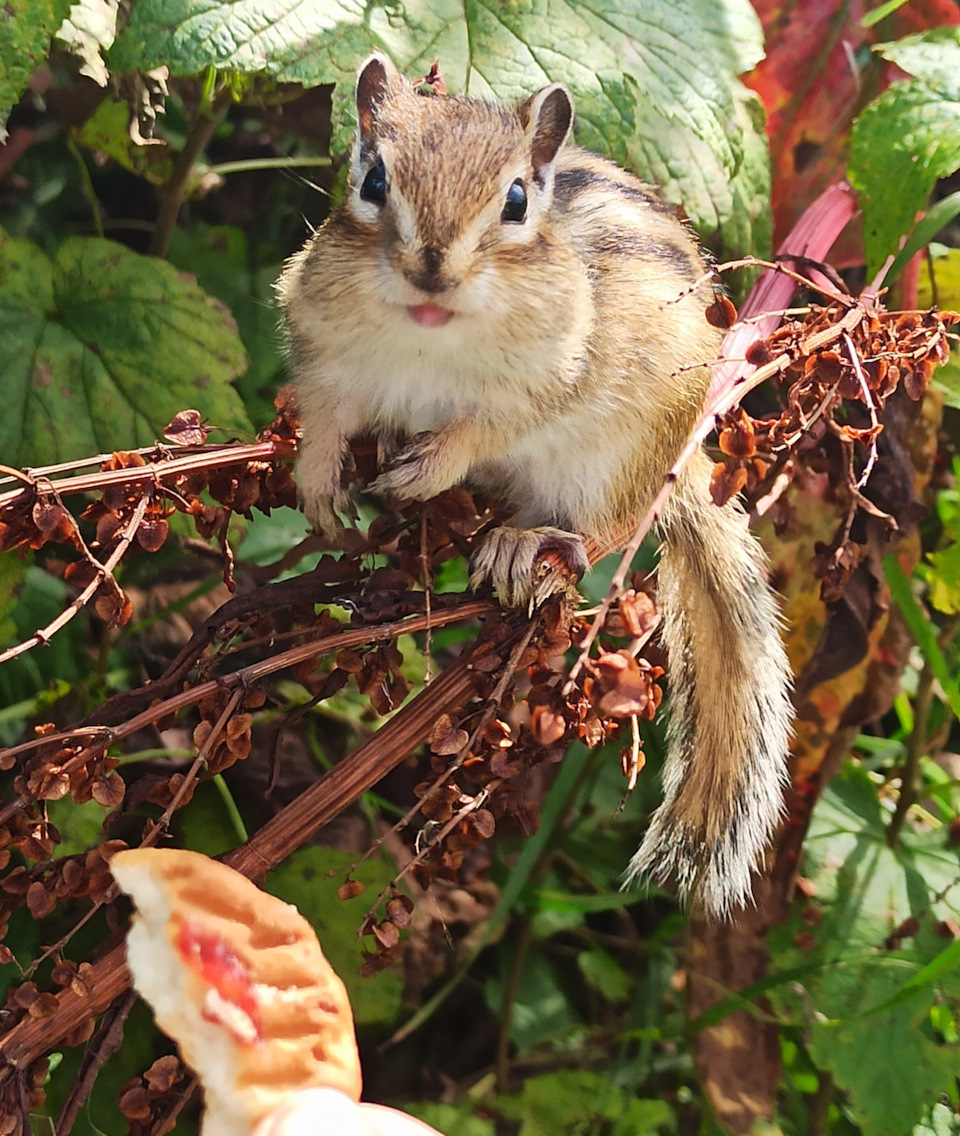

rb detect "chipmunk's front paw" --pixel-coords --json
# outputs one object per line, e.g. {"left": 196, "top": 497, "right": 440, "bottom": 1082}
{"left": 298, "top": 471, "right": 358, "bottom": 540}
{"left": 300, "top": 489, "right": 358, "bottom": 541}
{"left": 370, "top": 432, "right": 456, "bottom": 502}
{"left": 470, "top": 526, "right": 588, "bottom": 611}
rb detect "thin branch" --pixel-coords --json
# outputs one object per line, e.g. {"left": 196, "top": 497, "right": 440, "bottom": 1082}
{"left": 0, "top": 618, "right": 532, "bottom": 1081}
{"left": 0, "top": 491, "right": 149, "bottom": 664}
{"left": 142, "top": 688, "right": 244, "bottom": 847}
{"left": 495, "top": 911, "right": 535, "bottom": 1092}
{"left": 888, "top": 614, "right": 960, "bottom": 848}
{"left": 0, "top": 440, "right": 293, "bottom": 511}
{"left": 842, "top": 328, "right": 881, "bottom": 488}
{"left": 149, "top": 87, "right": 233, "bottom": 259}
{"left": 345, "top": 617, "right": 540, "bottom": 893}
{"left": 0, "top": 600, "right": 494, "bottom": 825}
{"left": 366, "top": 780, "right": 500, "bottom": 918}
{"left": 887, "top": 658, "right": 935, "bottom": 850}
{"left": 55, "top": 991, "right": 137, "bottom": 1136}
{"left": 207, "top": 156, "right": 332, "bottom": 176}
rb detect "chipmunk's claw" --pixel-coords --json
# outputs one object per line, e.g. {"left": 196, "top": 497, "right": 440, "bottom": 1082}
{"left": 470, "top": 526, "right": 587, "bottom": 611}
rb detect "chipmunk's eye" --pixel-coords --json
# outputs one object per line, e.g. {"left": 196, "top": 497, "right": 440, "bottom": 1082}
{"left": 360, "top": 159, "right": 387, "bottom": 206}
{"left": 501, "top": 179, "right": 527, "bottom": 223}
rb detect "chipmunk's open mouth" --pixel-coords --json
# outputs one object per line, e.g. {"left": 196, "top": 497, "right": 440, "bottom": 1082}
{"left": 407, "top": 303, "right": 454, "bottom": 328}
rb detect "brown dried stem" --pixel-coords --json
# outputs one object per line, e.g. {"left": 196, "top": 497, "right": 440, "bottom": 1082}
{"left": 0, "top": 491, "right": 150, "bottom": 665}
{"left": 358, "top": 616, "right": 543, "bottom": 920}
{"left": 55, "top": 991, "right": 138, "bottom": 1136}
{"left": 142, "top": 687, "right": 245, "bottom": 846}
{"left": 0, "top": 612, "right": 530, "bottom": 1080}
{"left": 0, "top": 441, "right": 292, "bottom": 513}
{"left": 0, "top": 599, "right": 495, "bottom": 825}
{"left": 350, "top": 616, "right": 540, "bottom": 880}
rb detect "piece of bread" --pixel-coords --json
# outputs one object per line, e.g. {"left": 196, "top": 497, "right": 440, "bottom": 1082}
{"left": 111, "top": 848, "right": 362, "bottom": 1136}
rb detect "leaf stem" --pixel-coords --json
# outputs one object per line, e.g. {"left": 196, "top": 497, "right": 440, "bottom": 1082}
{"left": 67, "top": 136, "right": 104, "bottom": 239}
{"left": 495, "top": 912, "right": 535, "bottom": 1092}
{"left": 213, "top": 772, "right": 249, "bottom": 843}
{"left": 806, "top": 1070, "right": 834, "bottom": 1136}
{"left": 887, "top": 655, "right": 935, "bottom": 848}
{"left": 887, "top": 613, "right": 959, "bottom": 848}
{"left": 206, "top": 156, "right": 332, "bottom": 176}
{"left": 149, "top": 86, "right": 232, "bottom": 259}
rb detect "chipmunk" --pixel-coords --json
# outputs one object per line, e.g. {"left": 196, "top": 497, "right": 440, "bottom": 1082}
{"left": 276, "top": 54, "right": 793, "bottom": 918}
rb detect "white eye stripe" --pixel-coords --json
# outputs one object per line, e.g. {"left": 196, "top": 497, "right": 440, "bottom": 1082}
{"left": 347, "top": 191, "right": 384, "bottom": 225}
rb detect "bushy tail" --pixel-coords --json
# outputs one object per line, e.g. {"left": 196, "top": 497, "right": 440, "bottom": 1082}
{"left": 625, "top": 457, "right": 793, "bottom": 918}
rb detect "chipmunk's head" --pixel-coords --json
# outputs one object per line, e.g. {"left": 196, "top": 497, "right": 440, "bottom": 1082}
{"left": 346, "top": 53, "right": 574, "bottom": 328}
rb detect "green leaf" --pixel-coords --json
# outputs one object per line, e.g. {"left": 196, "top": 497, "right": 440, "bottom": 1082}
{"left": 166, "top": 223, "right": 283, "bottom": 423}
{"left": 933, "top": 354, "right": 960, "bottom": 411}
{"left": 807, "top": 964, "right": 957, "bottom": 1136}
{"left": 109, "top": 0, "right": 380, "bottom": 156}
{"left": 380, "top": 0, "right": 769, "bottom": 247}
{"left": 925, "top": 541, "right": 960, "bottom": 615}
{"left": 578, "top": 945, "right": 632, "bottom": 1003}
{"left": 535, "top": 888, "right": 647, "bottom": 913}
{"left": 486, "top": 949, "right": 581, "bottom": 1051}
{"left": 0, "top": 0, "right": 72, "bottom": 141}
{"left": 875, "top": 26, "right": 960, "bottom": 98}
{"left": 73, "top": 98, "right": 174, "bottom": 184}
{"left": 0, "top": 229, "right": 251, "bottom": 466}
{"left": 494, "top": 1071, "right": 672, "bottom": 1136}
{"left": 885, "top": 554, "right": 960, "bottom": 718}
{"left": 405, "top": 1103, "right": 496, "bottom": 1136}
{"left": 884, "top": 190, "right": 960, "bottom": 287}
{"left": 718, "top": 87, "right": 773, "bottom": 258}
{"left": 110, "top": 0, "right": 769, "bottom": 249}
{"left": 233, "top": 506, "right": 312, "bottom": 567}
{"left": 177, "top": 778, "right": 248, "bottom": 858}
{"left": 0, "top": 566, "right": 88, "bottom": 723}
{"left": 850, "top": 58, "right": 960, "bottom": 276}
{"left": 860, "top": 0, "right": 911, "bottom": 28}
{"left": 767, "top": 765, "right": 960, "bottom": 1136}
{"left": 0, "top": 554, "right": 26, "bottom": 648}
{"left": 266, "top": 844, "right": 404, "bottom": 1028}
{"left": 917, "top": 245, "right": 960, "bottom": 311}
{"left": 47, "top": 796, "right": 112, "bottom": 857}
{"left": 109, "top": 0, "right": 374, "bottom": 77}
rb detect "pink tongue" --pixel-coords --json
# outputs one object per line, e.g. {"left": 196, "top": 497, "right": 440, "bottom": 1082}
{"left": 408, "top": 303, "right": 453, "bottom": 328}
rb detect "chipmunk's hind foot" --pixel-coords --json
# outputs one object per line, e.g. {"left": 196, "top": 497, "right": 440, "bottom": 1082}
{"left": 470, "top": 526, "right": 587, "bottom": 611}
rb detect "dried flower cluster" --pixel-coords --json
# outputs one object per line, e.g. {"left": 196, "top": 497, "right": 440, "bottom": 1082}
{"left": 0, "top": 395, "right": 299, "bottom": 655}
{"left": 117, "top": 1054, "right": 192, "bottom": 1133}
{"left": 353, "top": 586, "right": 664, "bottom": 972}
{"left": 710, "top": 299, "right": 958, "bottom": 596}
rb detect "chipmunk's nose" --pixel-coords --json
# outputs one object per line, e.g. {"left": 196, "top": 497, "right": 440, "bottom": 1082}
{"left": 422, "top": 246, "right": 443, "bottom": 275}
{"left": 403, "top": 246, "right": 452, "bottom": 293}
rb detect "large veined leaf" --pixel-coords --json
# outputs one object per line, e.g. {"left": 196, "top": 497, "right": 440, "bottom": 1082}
{"left": 110, "top": 0, "right": 771, "bottom": 251}
{"left": 850, "top": 27, "right": 960, "bottom": 277}
{"left": 0, "top": 230, "right": 251, "bottom": 467}
{"left": 767, "top": 765, "right": 960, "bottom": 1136}
{"left": 0, "top": 0, "right": 72, "bottom": 141}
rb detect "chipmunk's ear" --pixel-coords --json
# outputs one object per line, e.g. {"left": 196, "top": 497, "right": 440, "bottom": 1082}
{"left": 356, "top": 54, "right": 404, "bottom": 143}
{"left": 518, "top": 84, "right": 573, "bottom": 180}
